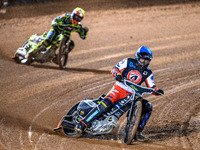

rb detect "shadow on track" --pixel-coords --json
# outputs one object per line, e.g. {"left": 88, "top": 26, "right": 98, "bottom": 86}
{"left": 70, "top": 121, "right": 198, "bottom": 143}
{"left": 31, "top": 64, "right": 111, "bottom": 74}
{"left": 144, "top": 122, "right": 198, "bottom": 141}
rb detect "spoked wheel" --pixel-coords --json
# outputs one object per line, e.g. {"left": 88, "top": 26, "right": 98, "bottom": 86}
{"left": 62, "top": 103, "right": 82, "bottom": 138}
{"left": 124, "top": 100, "right": 142, "bottom": 145}
{"left": 58, "top": 37, "right": 69, "bottom": 69}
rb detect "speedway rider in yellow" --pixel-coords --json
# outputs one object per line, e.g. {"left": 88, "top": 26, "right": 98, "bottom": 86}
{"left": 24, "top": 7, "right": 88, "bottom": 64}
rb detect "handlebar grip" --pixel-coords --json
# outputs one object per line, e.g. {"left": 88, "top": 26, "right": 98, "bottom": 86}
{"left": 153, "top": 89, "right": 164, "bottom": 95}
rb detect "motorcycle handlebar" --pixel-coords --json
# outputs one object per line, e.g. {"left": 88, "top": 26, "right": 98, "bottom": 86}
{"left": 123, "top": 78, "right": 164, "bottom": 96}
{"left": 152, "top": 89, "right": 164, "bottom": 95}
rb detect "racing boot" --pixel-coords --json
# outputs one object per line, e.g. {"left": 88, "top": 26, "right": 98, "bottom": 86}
{"left": 135, "top": 131, "right": 149, "bottom": 142}
{"left": 75, "top": 98, "right": 112, "bottom": 133}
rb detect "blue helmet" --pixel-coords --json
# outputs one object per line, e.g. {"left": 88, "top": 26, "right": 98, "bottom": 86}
{"left": 135, "top": 46, "right": 153, "bottom": 70}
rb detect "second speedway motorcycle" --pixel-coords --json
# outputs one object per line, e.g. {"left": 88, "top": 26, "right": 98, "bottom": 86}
{"left": 54, "top": 79, "right": 162, "bottom": 144}
{"left": 12, "top": 32, "right": 70, "bottom": 69}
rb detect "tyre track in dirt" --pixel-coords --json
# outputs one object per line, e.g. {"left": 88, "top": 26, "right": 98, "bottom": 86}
{"left": 70, "top": 32, "right": 200, "bottom": 57}
{"left": 67, "top": 32, "right": 200, "bottom": 71}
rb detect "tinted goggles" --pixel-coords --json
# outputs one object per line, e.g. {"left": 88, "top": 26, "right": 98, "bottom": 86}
{"left": 73, "top": 14, "right": 83, "bottom": 22}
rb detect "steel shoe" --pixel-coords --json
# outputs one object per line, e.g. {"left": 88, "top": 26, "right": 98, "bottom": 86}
{"left": 135, "top": 131, "right": 149, "bottom": 142}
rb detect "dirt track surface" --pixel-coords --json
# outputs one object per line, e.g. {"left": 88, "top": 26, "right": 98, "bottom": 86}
{"left": 0, "top": 1, "right": 200, "bottom": 150}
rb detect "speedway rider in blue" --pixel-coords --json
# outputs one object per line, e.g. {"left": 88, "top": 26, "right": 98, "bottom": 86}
{"left": 25, "top": 7, "right": 88, "bottom": 64}
{"left": 76, "top": 46, "right": 164, "bottom": 141}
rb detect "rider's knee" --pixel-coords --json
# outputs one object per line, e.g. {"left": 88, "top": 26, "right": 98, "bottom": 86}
{"left": 98, "top": 98, "right": 113, "bottom": 111}
{"left": 42, "top": 39, "right": 51, "bottom": 47}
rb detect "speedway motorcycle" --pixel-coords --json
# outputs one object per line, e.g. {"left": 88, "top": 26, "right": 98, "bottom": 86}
{"left": 54, "top": 79, "right": 163, "bottom": 144}
{"left": 12, "top": 31, "right": 71, "bottom": 69}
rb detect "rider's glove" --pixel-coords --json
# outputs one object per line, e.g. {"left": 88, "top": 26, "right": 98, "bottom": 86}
{"left": 156, "top": 89, "right": 164, "bottom": 95}
{"left": 81, "top": 27, "right": 89, "bottom": 39}
{"left": 115, "top": 74, "right": 123, "bottom": 82}
{"left": 83, "top": 27, "right": 89, "bottom": 36}
{"left": 83, "top": 27, "right": 89, "bottom": 33}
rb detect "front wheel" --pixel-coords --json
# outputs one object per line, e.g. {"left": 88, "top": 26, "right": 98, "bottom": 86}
{"left": 58, "top": 37, "right": 69, "bottom": 69}
{"left": 124, "top": 100, "right": 142, "bottom": 145}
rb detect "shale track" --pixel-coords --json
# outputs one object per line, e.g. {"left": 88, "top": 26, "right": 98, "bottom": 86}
{"left": 0, "top": 1, "right": 200, "bottom": 150}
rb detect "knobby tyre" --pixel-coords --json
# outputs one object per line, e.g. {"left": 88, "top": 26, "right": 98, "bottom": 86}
{"left": 58, "top": 37, "right": 69, "bottom": 69}
{"left": 62, "top": 103, "right": 82, "bottom": 138}
{"left": 124, "top": 100, "right": 142, "bottom": 144}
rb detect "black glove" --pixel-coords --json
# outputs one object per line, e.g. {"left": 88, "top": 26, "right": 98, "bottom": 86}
{"left": 81, "top": 27, "right": 89, "bottom": 39}
{"left": 83, "top": 27, "right": 89, "bottom": 35}
{"left": 83, "top": 27, "right": 89, "bottom": 32}
{"left": 156, "top": 89, "right": 164, "bottom": 95}
{"left": 115, "top": 74, "right": 123, "bottom": 82}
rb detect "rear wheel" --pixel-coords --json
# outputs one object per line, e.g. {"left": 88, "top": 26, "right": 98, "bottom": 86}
{"left": 58, "top": 37, "right": 69, "bottom": 69}
{"left": 62, "top": 103, "right": 82, "bottom": 138}
{"left": 124, "top": 100, "right": 142, "bottom": 145}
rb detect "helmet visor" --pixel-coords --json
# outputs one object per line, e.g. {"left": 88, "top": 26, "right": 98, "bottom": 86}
{"left": 73, "top": 14, "right": 83, "bottom": 22}
{"left": 139, "top": 58, "right": 150, "bottom": 66}
{"left": 139, "top": 52, "right": 152, "bottom": 60}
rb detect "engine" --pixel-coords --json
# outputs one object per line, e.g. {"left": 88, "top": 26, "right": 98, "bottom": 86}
{"left": 87, "top": 115, "right": 118, "bottom": 135}
{"left": 35, "top": 49, "right": 55, "bottom": 63}
{"left": 76, "top": 96, "right": 132, "bottom": 135}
